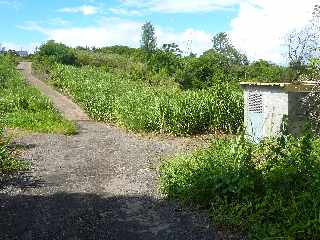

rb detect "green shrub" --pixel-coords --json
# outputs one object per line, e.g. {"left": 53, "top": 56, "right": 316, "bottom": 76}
{"left": 36, "top": 40, "right": 76, "bottom": 65}
{"left": 160, "top": 133, "right": 320, "bottom": 238}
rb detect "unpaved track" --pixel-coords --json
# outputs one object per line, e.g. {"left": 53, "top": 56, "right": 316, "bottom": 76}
{"left": 0, "top": 63, "right": 215, "bottom": 240}
{"left": 18, "top": 62, "right": 89, "bottom": 121}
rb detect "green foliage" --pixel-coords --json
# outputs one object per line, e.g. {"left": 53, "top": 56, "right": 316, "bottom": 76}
{"left": 141, "top": 21, "right": 157, "bottom": 53}
{"left": 35, "top": 32, "right": 293, "bottom": 91}
{"left": 243, "top": 59, "right": 292, "bottom": 82}
{"left": 75, "top": 50, "right": 134, "bottom": 69}
{"left": 48, "top": 64, "right": 243, "bottom": 135}
{"left": 175, "top": 51, "right": 240, "bottom": 89}
{"left": 0, "top": 55, "right": 76, "bottom": 134}
{"left": 97, "top": 45, "right": 143, "bottom": 58}
{"left": 161, "top": 43, "right": 182, "bottom": 56}
{"left": 0, "top": 128, "right": 28, "bottom": 175}
{"left": 306, "top": 57, "right": 320, "bottom": 80}
{"left": 160, "top": 132, "right": 320, "bottom": 238}
{"left": 147, "top": 49, "right": 183, "bottom": 76}
{"left": 36, "top": 40, "right": 76, "bottom": 65}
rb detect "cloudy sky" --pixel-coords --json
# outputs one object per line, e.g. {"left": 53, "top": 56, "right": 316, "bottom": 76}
{"left": 0, "top": 0, "right": 318, "bottom": 63}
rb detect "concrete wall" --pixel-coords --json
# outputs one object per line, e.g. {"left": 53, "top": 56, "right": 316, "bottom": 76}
{"left": 263, "top": 88, "right": 288, "bottom": 137}
{"left": 243, "top": 85, "right": 288, "bottom": 142}
{"left": 288, "top": 92, "right": 309, "bottom": 135}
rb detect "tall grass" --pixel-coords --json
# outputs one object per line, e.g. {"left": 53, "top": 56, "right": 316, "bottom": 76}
{"left": 49, "top": 64, "right": 243, "bottom": 135}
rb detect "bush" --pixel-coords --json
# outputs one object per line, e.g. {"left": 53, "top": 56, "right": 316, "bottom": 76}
{"left": 175, "top": 52, "right": 240, "bottom": 89}
{"left": 160, "top": 132, "right": 320, "bottom": 238}
{"left": 97, "top": 45, "right": 143, "bottom": 57}
{"left": 36, "top": 40, "right": 76, "bottom": 65}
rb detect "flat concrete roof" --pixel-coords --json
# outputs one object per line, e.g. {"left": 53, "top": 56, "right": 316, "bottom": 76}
{"left": 240, "top": 81, "right": 320, "bottom": 92}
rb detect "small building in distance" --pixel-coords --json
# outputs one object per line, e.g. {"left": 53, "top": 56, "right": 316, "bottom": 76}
{"left": 16, "top": 50, "right": 29, "bottom": 57}
{"left": 240, "top": 82, "right": 319, "bottom": 143}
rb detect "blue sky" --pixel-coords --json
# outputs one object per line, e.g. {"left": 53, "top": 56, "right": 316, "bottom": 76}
{"left": 0, "top": 0, "right": 318, "bottom": 63}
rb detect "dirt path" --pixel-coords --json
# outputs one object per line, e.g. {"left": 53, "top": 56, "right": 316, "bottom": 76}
{"left": 18, "top": 62, "right": 89, "bottom": 121}
{"left": 0, "top": 63, "right": 215, "bottom": 240}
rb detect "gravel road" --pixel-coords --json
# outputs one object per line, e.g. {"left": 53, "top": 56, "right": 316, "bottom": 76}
{"left": 0, "top": 63, "right": 216, "bottom": 240}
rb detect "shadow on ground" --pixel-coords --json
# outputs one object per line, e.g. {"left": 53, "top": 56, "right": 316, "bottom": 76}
{"left": 0, "top": 192, "right": 215, "bottom": 240}
{"left": 0, "top": 172, "right": 45, "bottom": 190}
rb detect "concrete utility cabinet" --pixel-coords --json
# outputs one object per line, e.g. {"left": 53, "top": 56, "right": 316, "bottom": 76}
{"left": 240, "top": 82, "right": 318, "bottom": 142}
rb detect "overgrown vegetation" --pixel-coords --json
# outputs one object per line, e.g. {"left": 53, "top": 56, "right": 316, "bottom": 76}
{"left": 32, "top": 30, "right": 251, "bottom": 135}
{"left": 0, "top": 55, "right": 76, "bottom": 134}
{"left": 158, "top": 6, "right": 320, "bottom": 238}
{"left": 32, "top": 21, "right": 297, "bottom": 135}
{"left": 47, "top": 64, "right": 242, "bottom": 135}
{"left": 160, "top": 131, "right": 320, "bottom": 238}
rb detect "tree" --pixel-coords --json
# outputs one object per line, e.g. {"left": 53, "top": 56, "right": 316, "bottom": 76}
{"left": 298, "top": 5, "right": 320, "bottom": 134}
{"left": 141, "top": 21, "right": 157, "bottom": 53}
{"left": 212, "top": 32, "right": 248, "bottom": 65}
{"left": 286, "top": 5, "right": 320, "bottom": 80}
{"left": 313, "top": 4, "right": 320, "bottom": 18}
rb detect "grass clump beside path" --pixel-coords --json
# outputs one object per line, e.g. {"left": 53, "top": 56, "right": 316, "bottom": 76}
{"left": 0, "top": 55, "right": 76, "bottom": 134}
{"left": 0, "top": 127, "right": 28, "bottom": 175}
{"left": 48, "top": 64, "right": 243, "bottom": 135}
{"left": 160, "top": 132, "right": 320, "bottom": 239}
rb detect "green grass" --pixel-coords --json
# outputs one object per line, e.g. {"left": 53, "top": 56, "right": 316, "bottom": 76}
{"left": 0, "top": 55, "right": 75, "bottom": 176}
{"left": 0, "top": 128, "right": 29, "bottom": 175}
{"left": 47, "top": 63, "right": 243, "bottom": 135}
{"left": 0, "top": 55, "right": 76, "bottom": 134}
{"left": 160, "top": 133, "right": 320, "bottom": 239}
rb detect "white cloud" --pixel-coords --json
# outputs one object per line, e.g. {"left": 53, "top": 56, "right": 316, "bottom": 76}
{"left": 150, "top": 0, "right": 240, "bottom": 13}
{"left": 229, "top": 0, "right": 319, "bottom": 63}
{"left": 19, "top": 18, "right": 212, "bottom": 56}
{"left": 120, "top": 0, "right": 241, "bottom": 13}
{"left": 59, "top": 5, "right": 99, "bottom": 15}
{"left": 109, "top": 7, "right": 143, "bottom": 16}
{"left": 156, "top": 28, "right": 212, "bottom": 55}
